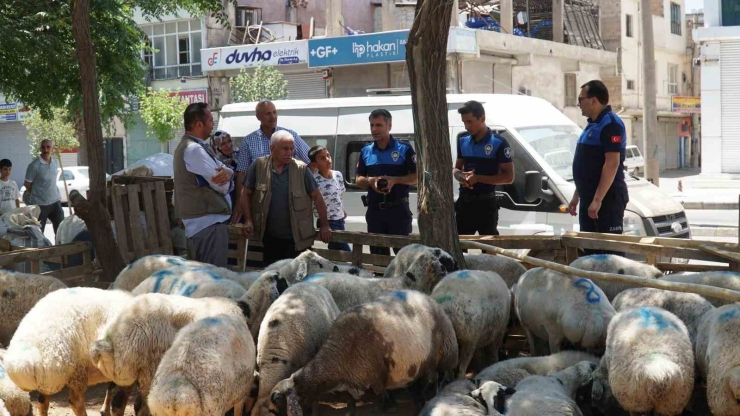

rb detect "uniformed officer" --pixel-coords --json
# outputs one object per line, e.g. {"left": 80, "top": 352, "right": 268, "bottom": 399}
{"left": 356, "top": 109, "right": 417, "bottom": 255}
{"left": 569, "top": 80, "right": 628, "bottom": 255}
{"left": 453, "top": 101, "right": 514, "bottom": 236}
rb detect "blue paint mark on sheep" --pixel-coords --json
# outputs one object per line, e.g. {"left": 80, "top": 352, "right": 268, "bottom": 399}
{"left": 435, "top": 295, "right": 454, "bottom": 304}
{"left": 636, "top": 308, "right": 680, "bottom": 332}
{"left": 455, "top": 271, "right": 471, "bottom": 279}
{"left": 718, "top": 307, "right": 740, "bottom": 323}
{"left": 206, "top": 271, "right": 223, "bottom": 280}
{"left": 0, "top": 364, "right": 6, "bottom": 380}
{"left": 181, "top": 284, "right": 198, "bottom": 297}
{"left": 166, "top": 258, "right": 183, "bottom": 266}
{"left": 202, "top": 317, "right": 221, "bottom": 325}
{"left": 304, "top": 274, "right": 325, "bottom": 282}
{"left": 394, "top": 291, "right": 408, "bottom": 302}
{"left": 586, "top": 254, "right": 610, "bottom": 261}
{"left": 573, "top": 278, "right": 601, "bottom": 303}
{"left": 152, "top": 272, "right": 171, "bottom": 293}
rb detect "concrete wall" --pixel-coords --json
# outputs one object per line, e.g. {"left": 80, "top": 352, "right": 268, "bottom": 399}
{"left": 373, "top": 3, "right": 416, "bottom": 32}
{"left": 461, "top": 60, "right": 494, "bottom": 93}
{"left": 332, "top": 64, "right": 388, "bottom": 97}
{"left": 241, "top": 0, "right": 374, "bottom": 34}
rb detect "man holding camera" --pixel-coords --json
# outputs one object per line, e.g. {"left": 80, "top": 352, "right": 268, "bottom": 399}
{"left": 356, "top": 109, "right": 417, "bottom": 255}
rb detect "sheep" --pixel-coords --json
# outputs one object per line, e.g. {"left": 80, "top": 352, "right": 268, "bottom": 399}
{"left": 473, "top": 350, "right": 600, "bottom": 388}
{"left": 252, "top": 283, "right": 340, "bottom": 416}
{"left": 268, "top": 250, "right": 339, "bottom": 283}
{"left": 504, "top": 361, "right": 597, "bottom": 416}
{"left": 431, "top": 270, "right": 510, "bottom": 378}
{"left": 110, "top": 254, "right": 205, "bottom": 291}
{"left": 148, "top": 314, "right": 256, "bottom": 416}
{"left": 335, "top": 264, "right": 375, "bottom": 277}
{"left": 269, "top": 290, "right": 458, "bottom": 415}
{"left": 383, "top": 244, "right": 458, "bottom": 293}
{"left": 695, "top": 304, "right": 740, "bottom": 416}
{"left": 131, "top": 266, "right": 247, "bottom": 300}
{"left": 469, "top": 380, "right": 517, "bottom": 416}
{"left": 463, "top": 254, "right": 527, "bottom": 288}
{"left": 0, "top": 400, "right": 9, "bottom": 416}
{"left": 0, "top": 350, "right": 31, "bottom": 416}
{"left": 301, "top": 272, "right": 407, "bottom": 311}
{"left": 89, "top": 293, "right": 249, "bottom": 416}
{"left": 514, "top": 268, "right": 615, "bottom": 356}
{"left": 612, "top": 287, "right": 714, "bottom": 348}
{"left": 661, "top": 271, "right": 740, "bottom": 307}
{"left": 0, "top": 270, "right": 67, "bottom": 347}
{"left": 568, "top": 254, "right": 663, "bottom": 301}
{"left": 418, "top": 380, "right": 488, "bottom": 416}
{"left": 591, "top": 307, "right": 694, "bottom": 416}
{"left": 4, "top": 288, "right": 133, "bottom": 416}
{"left": 239, "top": 271, "right": 290, "bottom": 341}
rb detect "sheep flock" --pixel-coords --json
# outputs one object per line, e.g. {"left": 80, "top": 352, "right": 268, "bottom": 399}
{"left": 0, "top": 248, "right": 738, "bottom": 416}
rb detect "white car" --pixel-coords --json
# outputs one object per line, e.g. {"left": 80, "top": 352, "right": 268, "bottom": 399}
{"left": 625, "top": 145, "right": 645, "bottom": 175}
{"left": 20, "top": 166, "right": 110, "bottom": 204}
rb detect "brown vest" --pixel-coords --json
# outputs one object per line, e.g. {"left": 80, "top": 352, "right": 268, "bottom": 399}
{"left": 251, "top": 156, "right": 315, "bottom": 251}
{"left": 173, "top": 135, "right": 231, "bottom": 219}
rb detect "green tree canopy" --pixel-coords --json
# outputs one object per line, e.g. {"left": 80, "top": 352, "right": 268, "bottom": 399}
{"left": 137, "top": 88, "right": 189, "bottom": 144}
{"left": 22, "top": 107, "right": 79, "bottom": 155}
{"left": 229, "top": 65, "right": 289, "bottom": 103}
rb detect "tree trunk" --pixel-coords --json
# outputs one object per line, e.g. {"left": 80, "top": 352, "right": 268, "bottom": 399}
{"left": 71, "top": 0, "right": 126, "bottom": 281}
{"left": 73, "top": 114, "right": 89, "bottom": 166}
{"left": 406, "top": 0, "right": 465, "bottom": 268}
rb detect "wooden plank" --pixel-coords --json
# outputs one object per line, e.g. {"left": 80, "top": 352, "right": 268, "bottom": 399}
{"left": 331, "top": 231, "right": 420, "bottom": 248}
{"left": 314, "top": 248, "right": 394, "bottom": 268}
{"left": 126, "top": 184, "right": 147, "bottom": 259}
{"left": 111, "top": 186, "right": 131, "bottom": 262}
{"left": 565, "top": 246, "right": 579, "bottom": 264}
{"left": 43, "top": 263, "right": 95, "bottom": 281}
{"left": 154, "top": 182, "right": 173, "bottom": 254}
{"left": 29, "top": 259, "right": 40, "bottom": 274}
{"left": 0, "top": 242, "right": 91, "bottom": 266}
{"left": 0, "top": 239, "right": 11, "bottom": 252}
{"left": 700, "top": 244, "right": 740, "bottom": 272}
{"left": 568, "top": 231, "right": 739, "bottom": 251}
{"left": 561, "top": 236, "right": 725, "bottom": 263}
{"left": 460, "top": 235, "right": 563, "bottom": 250}
{"left": 351, "top": 244, "right": 364, "bottom": 267}
{"left": 236, "top": 236, "right": 246, "bottom": 272}
{"left": 140, "top": 183, "right": 160, "bottom": 253}
{"left": 657, "top": 263, "right": 729, "bottom": 273}
{"left": 646, "top": 254, "right": 658, "bottom": 266}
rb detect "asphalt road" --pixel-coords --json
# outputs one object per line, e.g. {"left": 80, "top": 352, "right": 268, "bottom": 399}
{"left": 685, "top": 209, "right": 739, "bottom": 227}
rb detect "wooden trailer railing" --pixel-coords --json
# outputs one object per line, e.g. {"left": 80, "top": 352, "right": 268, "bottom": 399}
{"left": 0, "top": 240, "right": 99, "bottom": 286}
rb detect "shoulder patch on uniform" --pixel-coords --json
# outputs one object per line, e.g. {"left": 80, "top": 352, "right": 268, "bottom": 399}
{"left": 484, "top": 144, "right": 493, "bottom": 155}
{"left": 391, "top": 151, "right": 400, "bottom": 162}
{"left": 611, "top": 135, "right": 621, "bottom": 144}
{"left": 504, "top": 147, "right": 511, "bottom": 158}
{"left": 412, "top": 154, "right": 417, "bottom": 164}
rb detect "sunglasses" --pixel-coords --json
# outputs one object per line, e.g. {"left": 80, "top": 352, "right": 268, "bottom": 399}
{"left": 577, "top": 96, "right": 591, "bottom": 103}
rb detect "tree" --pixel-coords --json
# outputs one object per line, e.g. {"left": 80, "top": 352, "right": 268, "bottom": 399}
{"left": 229, "top": 65, "right": 289, "bottom": 103}
{"left": 137, "top": 88, "right": 189, "bottom": 152}
{"left": 406, "top": 0, "right": 465, "bottom": 268}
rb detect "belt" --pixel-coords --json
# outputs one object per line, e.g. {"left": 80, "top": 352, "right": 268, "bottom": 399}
{"left": 460, "top": 192, "right": 497, "bottom": 202}
{"left": 374, "top": 197, "right": 409, "bottom": 210}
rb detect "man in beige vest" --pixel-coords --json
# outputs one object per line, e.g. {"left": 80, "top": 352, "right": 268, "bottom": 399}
{"left": 238, "top": 130, "right": 331, "bottom": 266}
{"left": 173, "top": 102, "right": 233, "bottom": 267}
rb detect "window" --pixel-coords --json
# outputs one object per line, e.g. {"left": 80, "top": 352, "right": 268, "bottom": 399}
{"left": 668, "top": 64, "right": 679, "bottom": 95}
{"left": 670, "top": 3, "right": 682, "bottom": 35}
{"left": 343, "top": 136, "right": 415, "bottom": 189}
{"left": 77, "top": 168, "right": 89, "bottom": 179}
{"left": 627, "top": 80, "right": 635, "bottom": 90}
{"left": 140, "top": 19, "right": 202, "bottom": 80}
{"left": 723, "top": 0, "right": 740, "bottom": 26}
{"left": 235, "top": 7, "right": 262, "bottom": 27}
{"left": 626, "top": 14, "right": 634, "bottom": 37}
{"left": 62, "top": 170, "right": 75, "bottom": 181}
{"left": 564, "top": 74, "right": 577, "bottom": 106}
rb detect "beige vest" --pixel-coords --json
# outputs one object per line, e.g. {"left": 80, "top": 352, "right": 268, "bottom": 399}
{"left": 251, "top": 156, "right": 316, "bottom": 251}
{"left": 173, "top": 135, "right": 231, "bottom": 219}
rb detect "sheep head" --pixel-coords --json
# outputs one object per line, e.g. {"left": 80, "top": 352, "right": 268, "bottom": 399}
{"left": 270, "top": 377, "right": 305, "bottom": 416}
{"left": 470, "top": 380, "right": 515, "bottom": 415}
{"left": 288, "top": 251, "right": 339, "bottom": 283}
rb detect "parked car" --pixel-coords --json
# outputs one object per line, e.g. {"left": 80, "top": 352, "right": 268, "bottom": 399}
{"left": 624, "top": 145, "right": 645, "bottom": 175}
{"left": 20, "top": 166, "right": 110, "bottom": 204}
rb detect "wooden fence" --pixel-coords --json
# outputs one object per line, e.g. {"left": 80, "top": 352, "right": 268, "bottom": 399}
{"left": 0, "top": 240, "right": 99, "bottom": 286}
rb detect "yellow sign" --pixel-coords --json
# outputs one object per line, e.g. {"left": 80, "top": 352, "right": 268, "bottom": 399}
{"left": 671, "top": 96, "right": 701, "bottom": 114}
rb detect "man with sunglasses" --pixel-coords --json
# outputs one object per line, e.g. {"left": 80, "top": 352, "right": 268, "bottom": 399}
{"left": 570, "top": 80, "right": 628, "bottom": 255}
{"left": 24, "top": 139, "right": 65, "bottom": 233}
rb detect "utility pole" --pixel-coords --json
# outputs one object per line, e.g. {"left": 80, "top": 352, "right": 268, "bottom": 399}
{"left": 640, "top": 0, "right": 659, "bottom": 185}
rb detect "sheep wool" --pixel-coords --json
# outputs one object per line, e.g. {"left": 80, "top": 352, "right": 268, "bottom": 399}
{"left": 302, "top": 272, "right": 405, "bottom": 311}
{"left": 506, "top": 361, "right": 597, "bottom": 416}
{"left": 419, "top": 379, "right": 487, "bottom": 416}
{"left": 383, "top": 244, "right": 458, "bottom": 293}
{"left": 273, "top": 250, "right": 340, "bottom": 284}
{"left": 110, "top": 254, "right": 206, "bottom": 291}
{"left": 131, "top": 266, "right": 246, "bottom": 300}
{"left": 661, "top": 271, "right": 740, "bottom": 307}
{"left": 0, "top": 351, "right": 31, "bottom": 416}
{"left": 237, "top": 271, "right": 290, "bottom": 341}
{"left": 252, "top": 283, "right": 340, "bottom": 416}
{"left": 0, "top": 399, "right": 9, "bottom": 416}
{"left": 469, "top": 381, "right": 516, "bottom": 416}
{"left": 149, "top": 314, "right": 256, "bottom": 416}
{"left": 695, "top": 304, "right": 740, "bottom": 416}
{"left": 569, "top": 254, "right": 663, "bottom": 301}
{"left": 474, "top": 350, "right": 600, "bottom": 388}
{"left": 0, "top": 270, "right": 67, "bottom": 347}
{"left": 463, "top": 254, "right": 527, "bottom": 288}
{"left": 431, "top": 270, "right": 510, "bottom": 377}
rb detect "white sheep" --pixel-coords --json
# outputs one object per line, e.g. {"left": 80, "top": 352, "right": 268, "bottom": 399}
{"left": 148, "top": 314, "right": 256, "bottom": 416}
{"left": 504, "top": 361, "right": 598, "bottom": 416}
{"left": 269, "top": 250, "right": 340, "bottom": 283}
{"left": 252, "top": 283, "right": 340, "bottom": 416}
{"left": 0, "top": 270, "right": 66, "bottom": 347}
{"left": 131, "top": 266, "right": 247, "bottom": 299}
{"left": 463, "top": 254, "right": 527, "bottom": 288}
{"left": 239, "top": 271, "right": 290, "bottom": 341}
{"left": 661, "top": 271, "right": 740, "bottom": 307}
{"left": 431, "top": 270, "right": 510, "bottom": 378}
{"left": 591, "top": 307, "right": 694, "bottom": 416}
{"left": 89, "top": 293, "right": 249, "bottom": 416}
{"left": 473, "top": 350, "right": 600, "bottom": 388}
{"left": 612, "top": 287, "right": 714, "bottom": 348}
{"left": 0, "top": 350, "right": 30, "bottom": 416}
{"left": 695, "top": 304, "right": 740, "bottom": 416}
{"left": 0, "top": 399, "right": 9, "bottom": 416}
{"left": 110, "top": 254, "right": 205, "bottom": 290}
{"left": 4, "top": 288, "right": 132, "bottom": 416}
{"left": 418, "top": 379, "right": 488, "bottom": 416}
{"left": 469, "top": 380, "right": 516, "bottom": 416}
{"left": 514, "top": 268, "right": 615, "bottom": 355}
{"left": 269, "top": 290, "right": 458, "bottom": 415}
{"left": 334, "top": 264, "right": 375, "bottom": 277}
{"left": 569, "top": 254, "right": 663, "bottom": 301}
{"left": 301, "top": 272, "right": 407, "bottom": 311}
{"left": 383, "top": 244, "right": 458, "bottom": 293}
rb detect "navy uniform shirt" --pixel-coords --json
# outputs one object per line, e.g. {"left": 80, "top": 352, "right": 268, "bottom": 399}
{"left": 457, "top": 128, "right": 513, "bottom": 194}
{"left": 572, "top": 105, "right": 628, "bottom": 204}
{"left": 356, "top": 137, "right": 417, "bottom": 206}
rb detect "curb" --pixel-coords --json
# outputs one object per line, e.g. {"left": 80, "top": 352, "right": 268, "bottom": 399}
{"left": 680, "top": 201, "right": 740, "bottom": 210}
{"left": 690, "top": 226, "right": 739, "bottom": 237}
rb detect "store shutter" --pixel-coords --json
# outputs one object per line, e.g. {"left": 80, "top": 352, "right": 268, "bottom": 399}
{"left": 720, "top": 41, "right": 740, "bottom": 173}
{"left": 284, "top": 72, "right": 328, "bottom": 100}
{"left": 0, "top": 122, "right": 32, "bottom": 185}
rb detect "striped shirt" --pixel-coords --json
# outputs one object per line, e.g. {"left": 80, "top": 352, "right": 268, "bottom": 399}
{"left": 236, "top": 126, "right": 310, "bottom": 172}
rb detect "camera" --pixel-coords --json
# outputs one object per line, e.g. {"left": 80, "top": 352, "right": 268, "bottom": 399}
{"left": 361, "top": 195, "right": 368, "bottom": 207}
{"left": 377, "top": 178, "right": 388, "bottom": 190}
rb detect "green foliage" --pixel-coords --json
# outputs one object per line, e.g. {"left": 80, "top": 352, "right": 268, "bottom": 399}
{"left": 229, "top": 65, "right": 289, "bottom": 103}
{"left": 137, "top": 88, "right": 189, "bottom": 144}
{"left": 22, "top": 107, "right": 79, "bottom": 156}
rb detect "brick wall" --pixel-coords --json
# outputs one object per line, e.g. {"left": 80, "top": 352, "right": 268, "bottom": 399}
{"left": 599, "top": 0, "right": 622, "bottom": 53}
{"left": 602, "top": 76, "right": 623, "bottom": 107}
{"left": 651, "top": 0, "right": 664, "bottom": 16}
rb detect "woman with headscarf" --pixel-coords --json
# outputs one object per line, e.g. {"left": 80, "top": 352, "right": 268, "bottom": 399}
{"left": 209, "top": 130, "right": 239, "bottom": 206}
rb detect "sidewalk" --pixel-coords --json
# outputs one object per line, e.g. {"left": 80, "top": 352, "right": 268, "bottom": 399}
{"left": 658, "top": 169, "right": 740, "bottom": 210}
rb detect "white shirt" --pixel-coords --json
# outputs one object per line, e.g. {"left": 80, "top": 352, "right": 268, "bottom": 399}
{"left": 180, "top": 135, "right": 234, "bottom": 238}
{"left": 313, "top": 170, "right": 346, "bottom": 221}
{"left": 0, "top": 179, "right": 20, "bottom": 215}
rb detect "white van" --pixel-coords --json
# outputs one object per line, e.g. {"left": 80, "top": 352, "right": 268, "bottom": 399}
{"left": 219, "top": 94, "right": 690, "bottom": 240}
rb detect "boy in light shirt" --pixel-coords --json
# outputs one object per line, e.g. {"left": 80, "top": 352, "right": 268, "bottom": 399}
{"left": 308, "top": 146, "right": 351, "bottom": 252}
{"left": 0, "top": 159, "right": 20, "bottom": 215}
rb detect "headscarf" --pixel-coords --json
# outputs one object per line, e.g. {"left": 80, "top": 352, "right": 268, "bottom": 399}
{"left": 209, "top": 130, "right": 239, "bottom": 168}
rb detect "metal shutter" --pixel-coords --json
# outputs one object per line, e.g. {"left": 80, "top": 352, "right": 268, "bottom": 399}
{"left": 0, "top": 122, "right": 32, "bottom": 185}
{"left": 721, "top": 41, "right": 740, "bottom": 173}
{"left": 283, "top": 72, "right": 328, "bottom": 100}
{"left": 59, "top": 152, "right": 78, "bottom": 168}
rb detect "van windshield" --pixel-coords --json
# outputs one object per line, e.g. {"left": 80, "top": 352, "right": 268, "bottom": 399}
{"left": 515, "top": 125, "right": 580, "bottom": 181}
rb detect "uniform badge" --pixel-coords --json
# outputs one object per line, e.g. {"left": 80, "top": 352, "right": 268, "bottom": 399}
{"left": 504, "top": 147, "right": 511, "bottom": 158}
{"left": 391, "top": 151, "right": 400, "bottom": 162}
{"left": 484, "top": 144, "right": 493, "bottom": 155}
{"left": 412, "top": 154, "right": 417, "bottom": 164}
{"left": 611, "top": 135, "right": 621, "bottom": 144}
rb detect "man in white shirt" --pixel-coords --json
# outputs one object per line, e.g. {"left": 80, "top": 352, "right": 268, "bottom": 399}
{"left": 0, "top": 159, "right": 20, "bottom": 215}
{"left": 173, "top": 103, "right": 233, "bottom": 267}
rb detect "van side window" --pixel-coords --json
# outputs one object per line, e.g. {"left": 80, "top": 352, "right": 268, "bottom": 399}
{"left": 299, "top": 135, "right": 337, "bottom": 164}
{"left": 344, "top": 135, "right": 416, "bottom": 189}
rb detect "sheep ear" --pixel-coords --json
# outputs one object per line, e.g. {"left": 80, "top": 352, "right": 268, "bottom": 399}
{"left": 295, "top": 261, "right": 308, "bottom": 281}
{"left": 405, "top": 271, "right": 416, "bottom": 282}
{"left": 276, "top": 277, "right": 289, "bottom": 295}
{"left": 591, "top": 380, "right": 604, "bottom": 401}
{"left": 236, "top": 300, "right": 251, "bottom": 318}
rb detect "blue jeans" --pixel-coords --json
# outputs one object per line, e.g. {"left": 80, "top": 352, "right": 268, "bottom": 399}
{"left": 327, "top": 219, "right": 351, "bottom": 252}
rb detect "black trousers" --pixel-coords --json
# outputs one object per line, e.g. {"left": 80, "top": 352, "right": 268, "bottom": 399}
{"left": 455, "top": 197, "right": 500, "bottom": 236}
{"left": 366, "top": 204, "right": 412, "bottom": 256}
{"left": 262, "top": 234, "right": 308, "bottom": 267}
{"left": 579, "top": 191, "right": 628, "bottom": 256}
{"left": 39, "top": 201, "right": 64, "bottom": 234}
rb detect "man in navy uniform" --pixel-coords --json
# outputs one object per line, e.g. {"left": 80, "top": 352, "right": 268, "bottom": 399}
{"left": 569, "top": 80, "right": 628, "bottom": 254}
{"left": 453, "top": 100, "right": 514, "bottom": 236}
{"left": 356, "top": 109, "right": 417, "bottom": 255}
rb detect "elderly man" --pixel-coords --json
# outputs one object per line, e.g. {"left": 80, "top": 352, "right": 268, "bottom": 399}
{"left": 24, "top": 139, "right": 64, "bottom": 233}
{"left": 174, "top": 102, "right": 234, "bottom": 267}
{"left": 239, "top": 130, "right": 331, "bottom": 265}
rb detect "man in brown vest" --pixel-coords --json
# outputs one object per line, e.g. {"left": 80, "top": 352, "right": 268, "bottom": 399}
{"left": 239, "top": 130, "right": 332, "bottom": 266}
{"left": 173, "top": 103, "right": 233, "bottom": 267}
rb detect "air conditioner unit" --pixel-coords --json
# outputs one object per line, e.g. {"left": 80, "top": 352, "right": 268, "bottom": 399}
{"left": 235, "top": 7, "right": 262, "bottom": 27}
